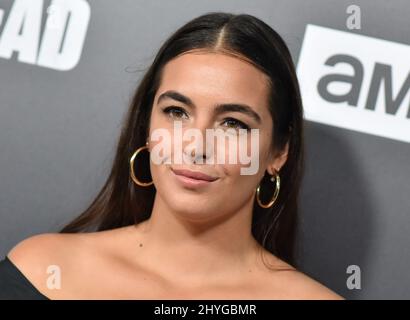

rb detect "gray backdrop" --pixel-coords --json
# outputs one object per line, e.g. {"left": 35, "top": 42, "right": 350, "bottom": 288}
{"left": 1, "top": 0, "right": 409, "bottom": 299}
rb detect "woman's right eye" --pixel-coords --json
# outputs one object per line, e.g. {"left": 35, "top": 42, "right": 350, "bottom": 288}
{"left": 162, "top": 106, "right": 188, "bottom": 119}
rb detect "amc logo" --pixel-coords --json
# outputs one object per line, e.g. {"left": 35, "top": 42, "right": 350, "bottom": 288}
{"left": 0, "top": 0, "right": 90, "bottom": 71}
{"left": 297, "top": 24, "right": 410, "bottom": 144}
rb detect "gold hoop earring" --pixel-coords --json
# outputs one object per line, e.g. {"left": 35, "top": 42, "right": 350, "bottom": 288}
{"left": 129, "top": 144, "right": 153, "bottom": 187}
{"left": 256, "top": 170, "right": 280, "bottom": 209}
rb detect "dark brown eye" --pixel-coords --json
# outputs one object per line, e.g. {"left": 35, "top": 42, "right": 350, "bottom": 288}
{"left": 162, "top": 106, "right": 188, "bottom": 119}
{"left": 222, "top": 118, "right": 250, "bottom": 131}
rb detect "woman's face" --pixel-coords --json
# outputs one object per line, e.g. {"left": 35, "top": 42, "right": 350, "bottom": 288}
{"left": 148, "top": 50, "right": 288, "bottom": 221}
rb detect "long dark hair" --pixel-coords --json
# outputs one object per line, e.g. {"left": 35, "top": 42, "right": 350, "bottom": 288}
{"left": 61, "top": 12, "right": 305, "bottom": 268}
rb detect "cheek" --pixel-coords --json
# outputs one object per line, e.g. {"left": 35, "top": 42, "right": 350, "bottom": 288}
{"left": 221, "top": 162, "right": 262, "bottom": 192}
{"left": 149, "top": 159, "right": 174, "bottom": 201}
{"left": 217, "top": 133, "right": 270, "bottom": 178}
{"left": 222, "top": 136, "right": 272, "bottom": 195}
{"left": 149, "top": 112, "right": 165, "bottom": 136}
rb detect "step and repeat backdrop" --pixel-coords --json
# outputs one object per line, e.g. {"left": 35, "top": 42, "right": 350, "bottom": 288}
{"left": 0, "top": 0, "right": 409, "bottom": 299}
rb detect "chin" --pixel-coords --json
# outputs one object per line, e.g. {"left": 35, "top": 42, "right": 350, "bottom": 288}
{"left": 168, "top": 197, "right": 221, "bottom": 221}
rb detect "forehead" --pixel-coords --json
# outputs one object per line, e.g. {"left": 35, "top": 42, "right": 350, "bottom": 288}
{"left": 156, "top": 52, "right": 270, "bottom": 114}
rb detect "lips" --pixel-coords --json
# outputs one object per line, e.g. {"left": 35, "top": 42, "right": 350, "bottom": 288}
{"left": 171, "top": 168, "right": 219, "bottom": 182}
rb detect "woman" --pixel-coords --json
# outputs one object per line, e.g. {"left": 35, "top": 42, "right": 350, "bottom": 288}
{"left": 0, "top": 12, "right": 343, "bottom": 300}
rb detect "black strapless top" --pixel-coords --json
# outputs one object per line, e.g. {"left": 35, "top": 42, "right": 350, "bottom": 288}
{"left": 0, "top": 257, "right": 49, "bottom": 300}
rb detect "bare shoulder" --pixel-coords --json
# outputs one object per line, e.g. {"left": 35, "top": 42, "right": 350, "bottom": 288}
{"left": 8, "top": 232, "right": 78, "bottom": 268}
{"left": 7, "top": 225, "right": 135, "bottom": 266}
{"left": 7, "top": 233, "right": 83, "bottom": 292}
{"left": 6, "top": 227, "right": 132, "bottom": 298}
{"left": 275, "top": 269, "right": 345, "bottom": 300}
{"left": 254, "top": 253, "right": 345, "bottom": 300}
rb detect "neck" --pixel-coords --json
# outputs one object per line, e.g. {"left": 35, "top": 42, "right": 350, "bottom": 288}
{"left": 133, "top": 191, "right": 262, "bottom": 286}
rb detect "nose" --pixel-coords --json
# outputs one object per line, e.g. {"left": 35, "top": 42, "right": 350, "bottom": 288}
{"left": 183, "top": 118, "right": 213, "bottom": 164}
{"left": 190, "top": 148, "right": 207, "bottom": 164}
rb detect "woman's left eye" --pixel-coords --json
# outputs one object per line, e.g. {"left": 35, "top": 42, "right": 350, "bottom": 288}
{"left": 162, "top": 106, "right": 188, "bottom": 119}
{"left": 221, "top": 118, "right": 250, "bottom": 131}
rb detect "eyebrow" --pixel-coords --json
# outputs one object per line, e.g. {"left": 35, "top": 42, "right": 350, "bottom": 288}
{"left": 157, "top": 90, "right": 262, "bottom": 124}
